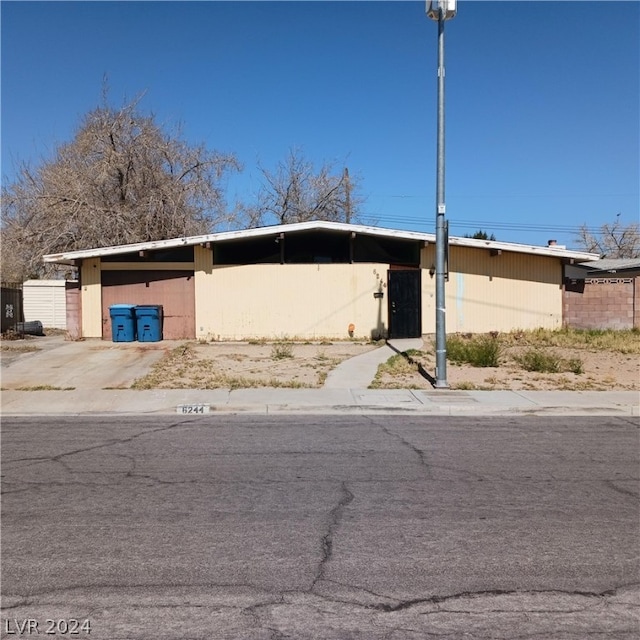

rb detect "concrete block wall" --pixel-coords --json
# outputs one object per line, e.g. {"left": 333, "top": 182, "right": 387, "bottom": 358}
{"left": 563, "top": 277, "right": 637, "bottom": 330}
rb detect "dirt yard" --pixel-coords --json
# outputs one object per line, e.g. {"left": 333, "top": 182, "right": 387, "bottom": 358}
{"left": 372, "top": 342, "right": 639, "bottom": 391}
{"left": 372, "top": 331, "right": 640, "bottom": 391}
{"left": 3, "top": 329, "right": 638, "bottom": 391}
{"left": 131, "top": 330, "right": 638, "bottom": 391}
{"left": 131, "top": 341, "right": 378, "bottom": 390}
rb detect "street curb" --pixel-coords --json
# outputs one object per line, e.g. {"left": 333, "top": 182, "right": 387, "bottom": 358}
{"left": 1, "top": 389, "right": 637, "bottom": 418}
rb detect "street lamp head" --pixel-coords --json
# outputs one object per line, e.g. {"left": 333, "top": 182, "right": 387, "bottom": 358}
{"left": 426, "top": 0, "right": 457, "bottom": 21}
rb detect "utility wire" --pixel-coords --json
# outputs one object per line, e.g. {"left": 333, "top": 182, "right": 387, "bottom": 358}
{"left": 366, "top": 213, "right": 625, "bottom": 236}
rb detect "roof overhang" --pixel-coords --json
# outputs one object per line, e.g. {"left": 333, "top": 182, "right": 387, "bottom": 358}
{"left": 43, "top": 220, "right": 601, "bottom": 265}
{"left": 566, "top": 258, "right": 640, "bottom": 277}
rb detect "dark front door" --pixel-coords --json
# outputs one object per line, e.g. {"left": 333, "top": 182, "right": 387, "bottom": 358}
{"left": 388, "top": 270, "right": 421, "bottom": 339}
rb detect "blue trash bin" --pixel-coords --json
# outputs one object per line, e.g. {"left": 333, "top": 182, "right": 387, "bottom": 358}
{"left": 136, "top": 305, "right": 163, "bottom": 342}
{"left": 109, "top": 304, "right": 136, "bottom": 342}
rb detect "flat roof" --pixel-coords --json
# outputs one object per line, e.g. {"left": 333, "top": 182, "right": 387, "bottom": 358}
{"left": 43, "top": 220, "right": 601, "bottom": 264}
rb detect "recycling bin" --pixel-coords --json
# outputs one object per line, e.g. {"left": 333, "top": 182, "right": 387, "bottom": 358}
{"left": 109, "top": 304, "right": 136, "bottom": 342}
{"left": 135, "top": 305, "right": 163, "bottom": 342}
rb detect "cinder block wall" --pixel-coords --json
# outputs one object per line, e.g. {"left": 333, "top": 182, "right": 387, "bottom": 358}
{"left": 563, "top": 277, "right": 637, "bottom": 330}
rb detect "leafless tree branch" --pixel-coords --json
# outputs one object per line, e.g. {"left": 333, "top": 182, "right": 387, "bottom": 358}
{"left": 1, "top": 94, "right": 241, "bottom": 280}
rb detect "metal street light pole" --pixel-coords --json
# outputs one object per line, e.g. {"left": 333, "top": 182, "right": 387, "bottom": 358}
{"left": 427, "top": 0, "right": 456, "bottom": 388}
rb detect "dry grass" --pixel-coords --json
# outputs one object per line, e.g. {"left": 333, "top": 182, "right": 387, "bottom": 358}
{"left": 370, "top": 353, "right": 419, "bottom": 389}
{"left": 11, "top": 385, "right": 75, "bottom": 391}
{"left": 0, "top": 343, "right": 41, "bottom": 353}
{"left": 502, "top": 327, "right": 640, "bottom": 354}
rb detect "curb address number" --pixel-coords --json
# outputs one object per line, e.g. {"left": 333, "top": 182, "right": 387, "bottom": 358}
{"left": 177, "top": 404, "right": 210, "bottom": 414}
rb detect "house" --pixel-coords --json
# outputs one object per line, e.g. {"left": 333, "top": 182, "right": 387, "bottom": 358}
{"left": 43, "top": 221, "right": 599, "bottom": 341}
{"left": 564, "top": 258, "right": 640, "bottom": 330}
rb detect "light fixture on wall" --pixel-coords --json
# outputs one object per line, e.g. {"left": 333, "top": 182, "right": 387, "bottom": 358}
{"left": 429, "top": 264, "right": 436, "bottom": 278}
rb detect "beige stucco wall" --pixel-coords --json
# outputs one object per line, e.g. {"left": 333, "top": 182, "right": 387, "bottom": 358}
{"left": 420, "top": 245, "right": 563, "bottom": 334}
{"left": 195, "top": 258, "right": 389, "bottom": 340}
{"left": 80, "top": 257, "right": 102, "bottom": 337}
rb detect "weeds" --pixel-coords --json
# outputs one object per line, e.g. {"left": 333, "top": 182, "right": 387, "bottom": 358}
{"left": 0, "top": 344, "right": 40, "bottom": 353}
{"left": 446, "top": 334, "right": 501, "bottom": 367}
{"left": 271, "top": 342, "right": 294, "bottom": 359}
{"left": 453, "top": 381, "right": 477, "bottom": 390}
{"left": 503, "top": 327, "right": 640, "bottom": 354}
{"left": 566, "top": 358, "right": 584, "bottom": 375}
{"left": 515, "top": 349, "right": 584, "bottom": 375}
{"left": 13, "top": 385, "right": 75, "bottom": 391}
{"left": 369, "top": 351, "right": 431, "bottom": 388}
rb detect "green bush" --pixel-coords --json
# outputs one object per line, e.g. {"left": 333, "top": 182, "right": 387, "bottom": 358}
{"left": 446, "top": 335, "right": 501, "bottom": 368}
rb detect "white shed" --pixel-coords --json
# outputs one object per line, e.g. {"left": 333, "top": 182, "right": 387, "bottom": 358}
{"left": 23, "top": 280, "right": 68, "bottom": 329}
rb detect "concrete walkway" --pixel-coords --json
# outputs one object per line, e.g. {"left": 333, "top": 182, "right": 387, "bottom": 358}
{"left": 323, "top": 338, "right": 424, "bottom": 388}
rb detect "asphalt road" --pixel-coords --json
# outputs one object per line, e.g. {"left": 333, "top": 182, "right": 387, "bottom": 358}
{"left": 1, "top": 414, "right": 638, "bottom": 640}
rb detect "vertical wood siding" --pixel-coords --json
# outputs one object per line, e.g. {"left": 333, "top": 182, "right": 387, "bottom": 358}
{"left": 420, "top": 246, "right": 563, "bottom": 334}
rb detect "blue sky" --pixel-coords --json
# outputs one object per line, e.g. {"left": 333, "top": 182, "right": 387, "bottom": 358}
{"left": 2, "top": 0, "right": 638, "bottom": 249}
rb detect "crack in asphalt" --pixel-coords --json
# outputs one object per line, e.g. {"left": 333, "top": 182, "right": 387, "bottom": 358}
{"left": 605, "top": 479, "right": 640, "bottom": 500}
{"left": 3, "top": 582, "right": 637, "bottom": 640}
{"left": 371, "top": 586, "right": 626, "bottom": 613}
{"left": 367, "top": 416, "right": 433, "bottom": 478}
{"left": 0, "top": 419, "right": 199, "bottom": 468}
{"left": 310, "top": 481, "right": 354, "bottom": 590}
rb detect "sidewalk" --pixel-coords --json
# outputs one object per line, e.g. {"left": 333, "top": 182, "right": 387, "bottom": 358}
{"left": 1, "top": 336, "right": 638, "bottom": 416}
{"left": 1, "top": 387, "right": 638, "bottom": 416}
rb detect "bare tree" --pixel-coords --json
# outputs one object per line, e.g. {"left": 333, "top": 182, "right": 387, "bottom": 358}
{"left": 1, "top": 95, "right": 241, "bottom": 281}
{"left": 241, "top": 148, "right": 364, "bottom": 227}
{"left": 575, "top": 215, "right": 640, "bottom": 258}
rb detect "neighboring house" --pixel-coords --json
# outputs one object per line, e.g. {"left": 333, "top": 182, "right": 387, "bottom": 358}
{"left": 23, "top": 279, "right": 71, "bottom": 330}
{"left": 564, "top": 259, "right": 640, "bottom": 330}
{"left": 43, "top": 221, "right": 599, "bottom": 341}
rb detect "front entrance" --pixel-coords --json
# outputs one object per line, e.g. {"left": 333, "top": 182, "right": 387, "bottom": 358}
{"left": 388, "top": 269, "right": 421, "bottom": 339}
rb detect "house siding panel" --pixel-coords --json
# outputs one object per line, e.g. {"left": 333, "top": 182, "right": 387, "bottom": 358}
{"left": 195, "top": 262, "right": 389, "bottom": 341}
{"left": 420, "top": 246, "right": 563, "bottom": 334}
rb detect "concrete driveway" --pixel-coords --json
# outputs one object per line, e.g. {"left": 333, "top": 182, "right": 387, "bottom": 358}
{"left": 0, "top": 335, "right": 172, "bottom": 390}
